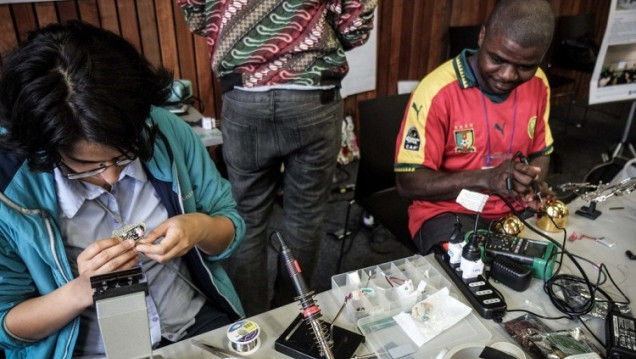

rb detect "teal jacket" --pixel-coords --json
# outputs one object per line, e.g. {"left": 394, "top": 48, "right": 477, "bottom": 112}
{"left": 0, "top": 107, "right": 245, "bottom": 358}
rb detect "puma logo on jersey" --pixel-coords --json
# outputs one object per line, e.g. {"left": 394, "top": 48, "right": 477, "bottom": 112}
{"left": 494, "top": 122, "right": 505, "bottom": 135}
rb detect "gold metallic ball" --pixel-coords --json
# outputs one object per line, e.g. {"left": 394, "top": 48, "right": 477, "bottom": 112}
{"left": 493, "top": 214, "right": 525, "bottom": 236}
{"left": 536, "top": 199, "right": 569, "bottom": 232}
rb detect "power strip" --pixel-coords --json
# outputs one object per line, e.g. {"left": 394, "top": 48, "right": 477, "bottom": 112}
{"left": 434, "top": 247, "right": 507, "bottom": 320}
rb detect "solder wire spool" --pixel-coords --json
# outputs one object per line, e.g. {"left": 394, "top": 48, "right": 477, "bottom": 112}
{"left": 227, "top": 320, "right": 261, "bottom": 355}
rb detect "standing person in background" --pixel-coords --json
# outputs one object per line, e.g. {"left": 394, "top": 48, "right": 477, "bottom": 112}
{"left": 395, "top": 0, "right": 555, "bottom": 255}
{"left": 0, "top": 20, "right": 245, "bottom": 358}
{"left": 178, "top": 0, "right": 377, "bottom": 316}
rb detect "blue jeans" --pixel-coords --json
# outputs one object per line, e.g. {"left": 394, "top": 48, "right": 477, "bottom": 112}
{"left": 220, "top": 88, "right": 342, "bottom": 316}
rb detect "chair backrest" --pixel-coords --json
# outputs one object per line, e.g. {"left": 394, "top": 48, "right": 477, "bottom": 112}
{"left": 355, "top": 94, "right": 411, "bottom": 202}
{"left": 448, "top": 25, "right": 481, "bottom": 59}
{"left": 550, "top": 13, "right": 598, "bottom": 73}
{"left": 355, "top": 94, "right": 416, "bottom": 252}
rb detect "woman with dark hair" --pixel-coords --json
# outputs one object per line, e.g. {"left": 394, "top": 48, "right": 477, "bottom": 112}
{"left": 0, "top": 20, "right": 245, "bottom": 358}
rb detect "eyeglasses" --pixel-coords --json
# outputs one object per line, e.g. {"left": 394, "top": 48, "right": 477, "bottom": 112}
{"left": 59, "top": 155, "right": 136, "bottom": 180}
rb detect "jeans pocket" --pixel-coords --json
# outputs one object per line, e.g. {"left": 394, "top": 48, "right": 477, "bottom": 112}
{"left": 221, "top": 115, "right": 258, "bottom": 171}
{"left": 290, "top": 102, "right": 342, "bottom": 167}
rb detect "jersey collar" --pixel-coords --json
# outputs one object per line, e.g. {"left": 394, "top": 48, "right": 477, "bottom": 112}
{"left": 452, "top": 48, "right": 510, "bottom": 103}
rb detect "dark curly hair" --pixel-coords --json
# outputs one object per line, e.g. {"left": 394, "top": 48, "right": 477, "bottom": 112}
{"left": 0, "top": 20, "right": 173, "bottom": 172}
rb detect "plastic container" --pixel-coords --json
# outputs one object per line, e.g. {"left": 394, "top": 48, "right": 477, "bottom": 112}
{"left": 330, "top": 255, "right": 447, "bottom": 322}
{"left": 357, "top": 305, "right": 492, "bottom": 359}
{"left": 331, "top": 255, "right": 492, "bottom": 358}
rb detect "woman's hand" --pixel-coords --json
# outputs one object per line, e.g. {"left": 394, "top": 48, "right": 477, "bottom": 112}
{"left": 136, "top": 213, "right": 235, "bottom": 262}
{"left": 76, "top": 237, "right": 139, "bottom": 305}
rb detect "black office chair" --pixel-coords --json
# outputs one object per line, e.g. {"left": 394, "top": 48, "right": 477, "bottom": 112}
{"left": 546, "top": 13, "right": 599, "bottom": 131}
{"left": 354, "top": 94, "right": 418, "bottom": 253}
{"left": 551, "top": 14, "right": 598, "bottom": 73}
{"left": 448, "top": 25, "right": 481, "bottom": 59}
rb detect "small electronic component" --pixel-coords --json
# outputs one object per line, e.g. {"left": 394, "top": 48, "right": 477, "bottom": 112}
{"left": 568, "top": 231, "right": 615, "bottom": 248}
{"left": 112, "top": 222, "right": 147, "bottom": 242}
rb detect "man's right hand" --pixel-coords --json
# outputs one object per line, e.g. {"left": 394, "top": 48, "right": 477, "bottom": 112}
{"left": 489, "top": 159, "right": 542, "bottom": 199}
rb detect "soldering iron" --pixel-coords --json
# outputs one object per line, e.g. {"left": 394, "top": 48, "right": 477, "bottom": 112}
{"left": 275, "top": 232, "right": 336, "bottom": 359}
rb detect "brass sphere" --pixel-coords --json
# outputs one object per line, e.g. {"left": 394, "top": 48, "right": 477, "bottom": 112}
{"left": 536, "top": 199, "right": 569, "bottom": 232}
{"left": 493, "top": 214, "right": 525, "bottom": 236}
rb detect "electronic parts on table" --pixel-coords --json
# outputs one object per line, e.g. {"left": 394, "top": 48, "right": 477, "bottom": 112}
{"left": 330, "top": 255, "right": 448, "bottom": 323}
{"left": 335, "top": 255, "right": 492, "bottom": 359}
{"left": 472, "top": 230, "right": 557, "bottom": 280}
{"left": 501, "top": 314, "right": 605, "bottom": 358}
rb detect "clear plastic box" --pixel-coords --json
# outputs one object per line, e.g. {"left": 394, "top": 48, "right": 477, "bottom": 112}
{"left": 330, "top": 255, "right": 448, "bottom": 323}
{"left": 357, "top": 306, "right": 492, "bottom": 358}
{"left": 331, "top": 255, "right": 492, "bottom": 358}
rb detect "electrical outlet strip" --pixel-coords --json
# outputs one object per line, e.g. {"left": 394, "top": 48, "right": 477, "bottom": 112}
{"left": 434, "top": 247, "right": 507, "bottom": 320}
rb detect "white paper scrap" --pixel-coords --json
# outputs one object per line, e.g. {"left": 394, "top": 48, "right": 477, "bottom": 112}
{"left": 456, "top": 189, "right": 489, "bottom": 212}
{"left": 393, "top": 287, "right": 472, "bottom": 347}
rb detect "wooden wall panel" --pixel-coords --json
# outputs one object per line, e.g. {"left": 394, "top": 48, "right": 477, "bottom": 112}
{"left": 408, "top": 0, "right": 427, "bottom": 79}
{"left": 374, "top": 0, "right": 394, "bottom": 96}
{"left": 172, "top": 0, "right": 197, "bottom": 93}
{"left": 97, "top": 0, "right": 119, "bottom": 34}
{"left": 427, "top": 0, "right": 453, "bottom": 70}
{"left": 154, "top": 0, "right": 179, "bottom": 78}
{"left": 77, "top": 0, "right": 100, "bottom": 27}
{"left": 386, "top": 0, "right": 403, "bottom": 95}
{"left": 57, "top": 1, "right": 78, "bottom": 22}
{"left": 193, "top": 35, "right": 216, "bottom": 118}
{"left": 117, "top": 0, "right": 142, "bottom": 52}
{"left": 137, "top": 0, "right": 161, "bottom": 67}
{"left": 0, "top": 0, "right": 612, "bottom": 121}
{"left": 12, "top": 3, "right": 37, "bottom": 42}
{"left": 0, "top": 5, "right": 17, "bottom": 60}
{"left": 34, "top": 2, "right": 58, "bottom": 27}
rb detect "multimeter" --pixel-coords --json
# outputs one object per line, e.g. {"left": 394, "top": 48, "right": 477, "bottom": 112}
{"left": 465, "top": 230, "right": 558, "bottom": 279}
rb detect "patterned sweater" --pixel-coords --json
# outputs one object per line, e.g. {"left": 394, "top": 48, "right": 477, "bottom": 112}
{"left": 178, "top": 0, "right": 377, "bottom": 89}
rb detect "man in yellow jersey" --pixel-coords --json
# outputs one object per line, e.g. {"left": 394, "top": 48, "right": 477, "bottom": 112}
{"left": 395, "top": 0, "right": 555, "bottom": 254}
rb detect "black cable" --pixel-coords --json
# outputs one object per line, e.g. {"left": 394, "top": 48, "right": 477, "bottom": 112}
{"left": 334, "top": 200, "right": 355, "bottom": 274}
{"left": 507, "top": 158, "right": 515, "bottom": 197}
{"left": 487, "top": 190, "right": 631, "bottom": 334}
{"left": 504, "top": 308, "right": 571, "bottom": 321}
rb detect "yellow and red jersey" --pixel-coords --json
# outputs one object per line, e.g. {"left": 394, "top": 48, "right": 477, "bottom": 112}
{"left": 395, "top": 49, "right": 554, "bottom": 237}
